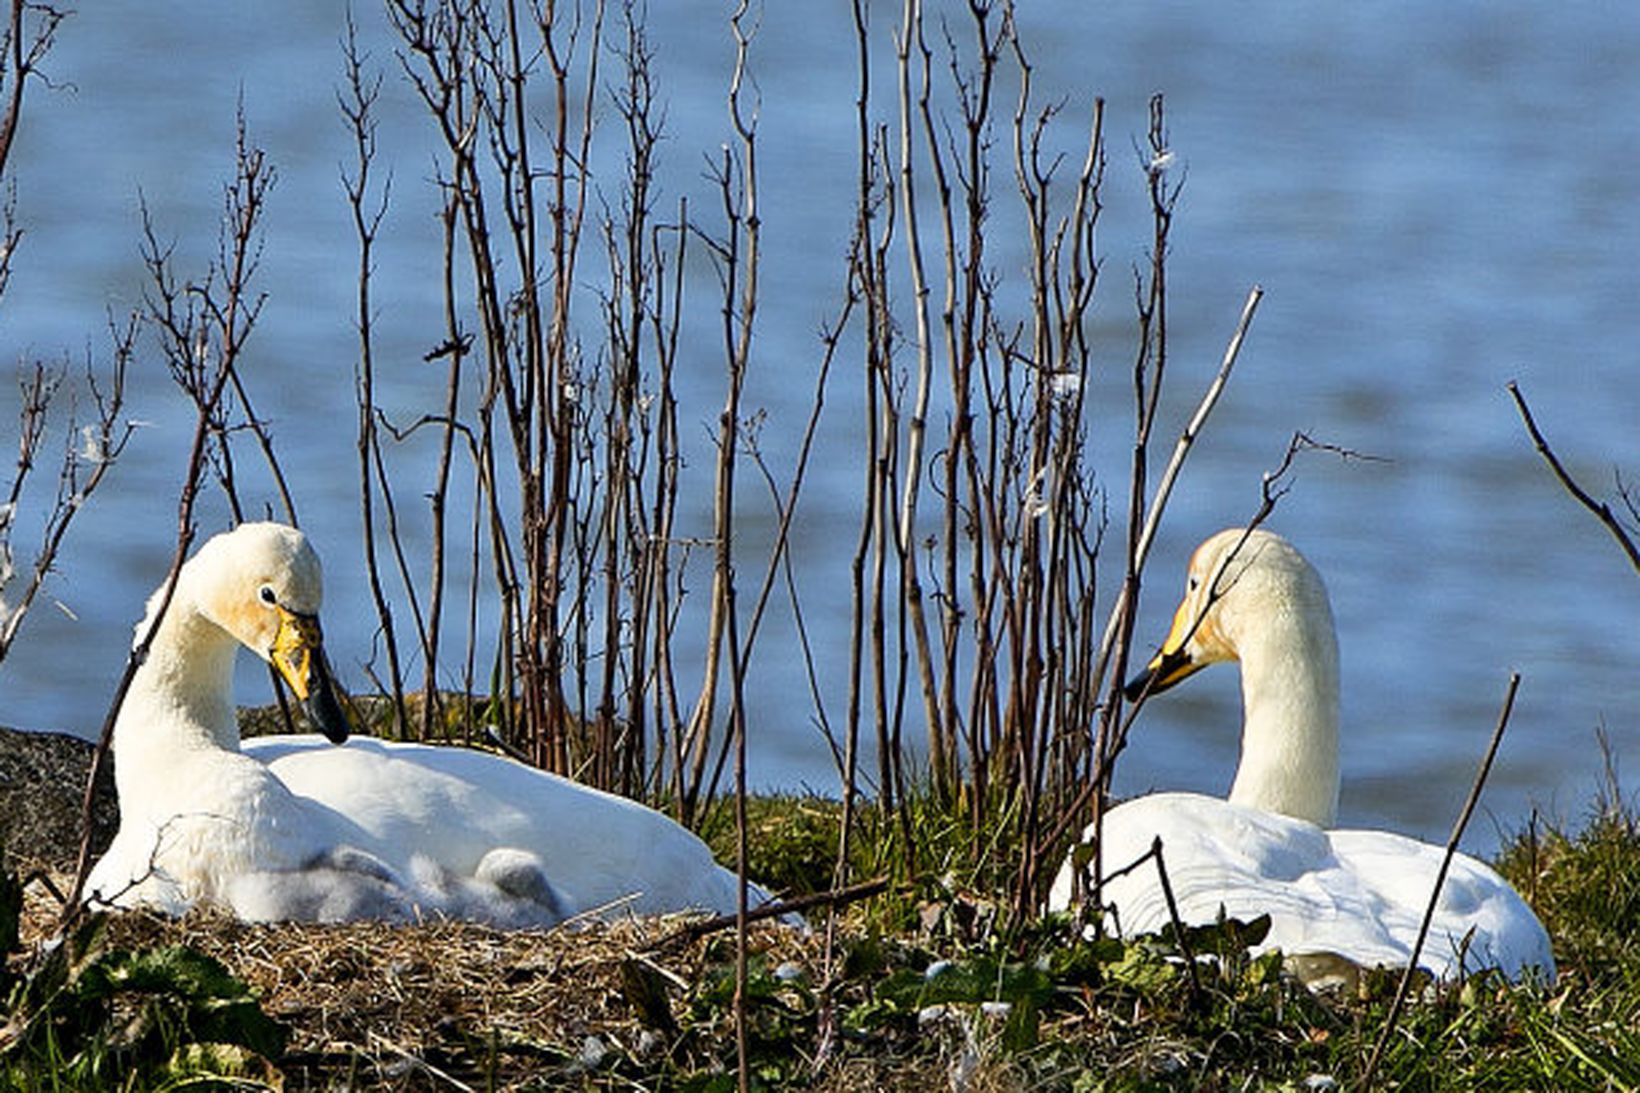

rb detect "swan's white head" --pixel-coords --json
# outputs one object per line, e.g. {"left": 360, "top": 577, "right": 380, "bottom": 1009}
{"left": 163, "top": 522, "right": 351, "bottom": 744}
{"left": 1126, "top": 527, "right": 1341, "bottom": 825}
{"left": 1127, "top": 528, "right": 1333, "bottom": 696}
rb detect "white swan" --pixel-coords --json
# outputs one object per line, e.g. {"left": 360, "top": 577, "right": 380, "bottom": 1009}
{"left": 85, "top": 522, "right": 771, "bottom": 925}
{"left": 1049, "top": 528, "right": 1554, "bottom": 983}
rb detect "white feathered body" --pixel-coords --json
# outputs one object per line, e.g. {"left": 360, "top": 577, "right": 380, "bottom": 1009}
{"left": 242, "top": 735, "right": 754, "bottom": 918}
{"left": 1051, "top": 792, "right": 1554, "bottom": 981}
{"left": 86, "top": 742, "right": 334, "bottom": 917}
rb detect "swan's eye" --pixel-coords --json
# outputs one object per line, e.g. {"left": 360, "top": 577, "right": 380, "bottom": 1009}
{"left": 258, "top": 585, "right": 278, "bottom": 607}
{"left": 1188, "top": 577, "right": 1200, "bottom": 592}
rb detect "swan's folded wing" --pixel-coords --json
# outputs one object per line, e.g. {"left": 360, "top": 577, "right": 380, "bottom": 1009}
{"left": 245, "top": 734, "right": 766, "bottom": 918}
{"left": 1328, "top": 828, "right": 1555, "bottom": 981}
{"left": 1058, "top": 794, "right": 1416, "bottom": 971}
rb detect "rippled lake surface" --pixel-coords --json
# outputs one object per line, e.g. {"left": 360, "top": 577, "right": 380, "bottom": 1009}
{"left": 1, "top": 3, "right": 1636, "bottom": 853}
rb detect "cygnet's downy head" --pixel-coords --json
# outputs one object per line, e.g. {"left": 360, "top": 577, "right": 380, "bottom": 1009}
{"left": 1125, "top": 527, "right": 1333, "bottom": 701}
{"left": 185, "top": 522, "right": 351, "bottom": 744}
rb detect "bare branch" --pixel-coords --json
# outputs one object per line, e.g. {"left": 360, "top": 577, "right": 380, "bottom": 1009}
{"left": 0, "top": 0, "right": 66, "bottom": 179}
{"left": 1509, "top": 380, "right": 1640, "bottom": 576}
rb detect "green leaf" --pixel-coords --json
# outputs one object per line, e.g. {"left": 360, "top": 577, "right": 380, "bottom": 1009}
{"left": 71, "top": 946, "right": 286, "bottom": 1061}
{"left": 1172, "top": 911, "right": 1271, "bottom": 958}
{"left": 1106, "top": 943, "right": 1177, "bottom": 993}
{"left": 77, "top": 946, "right": 237, "bottom": 1001}
{"left": 164, "top": 1041, "right": 284, "bottom": 1087}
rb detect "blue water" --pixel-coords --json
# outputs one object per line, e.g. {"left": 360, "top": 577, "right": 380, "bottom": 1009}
{"left": 0, "top": 3, "right": 1636, "bottom": 854}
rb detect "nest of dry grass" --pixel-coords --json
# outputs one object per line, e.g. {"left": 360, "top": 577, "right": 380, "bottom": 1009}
{"left": 0, "top": 728, "right": 983, "bottom": 1088}
{"left": 18, "top": 869, "right": 899, "bottom": 1091}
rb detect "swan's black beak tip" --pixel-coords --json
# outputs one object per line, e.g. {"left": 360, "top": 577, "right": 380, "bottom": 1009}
{"left": 1123, "top": 648, "right": 1197, "bottom": 704}
{"left": 1122, "top": 668, "right": 1155, "bottom": 704}
{"left": 306, "top": 654, "right": 351, "bottom": 745}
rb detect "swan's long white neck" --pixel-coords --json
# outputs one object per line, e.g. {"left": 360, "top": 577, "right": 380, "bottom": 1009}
{"left": 1225, "top": 591, "right": 1341, "bottom": 828}
{"left": 113, "top": 589, "right": 247, "bottom": 812}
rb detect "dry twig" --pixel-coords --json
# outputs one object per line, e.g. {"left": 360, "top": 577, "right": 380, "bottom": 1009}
{"left": 1360, "top": 671, "right": 1523, "bottom": 1090}
{"left": 1509, "top": 380, "right": 1640, "bottom": 576}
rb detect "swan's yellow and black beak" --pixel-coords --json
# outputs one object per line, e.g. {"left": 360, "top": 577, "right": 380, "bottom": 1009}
{"left": 1123, "top": 596, "right": 1210, "bottom": 702}
{"left": 271, "top": 607, "right": 351, "bottom": 744}
{"left": 1123, "top": 647, "right": 1204, "bottom": 702}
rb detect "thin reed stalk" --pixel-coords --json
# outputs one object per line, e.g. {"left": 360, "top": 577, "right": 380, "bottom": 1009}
{"left": 1360, "top": 672, "right": 1524, "bottom": 1090}
{"left": 351, "top": 3, "right": 1225, "bottom": 941}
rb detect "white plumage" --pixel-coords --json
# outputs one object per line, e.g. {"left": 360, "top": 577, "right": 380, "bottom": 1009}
{"left": 1050, "top": 528, "right": 1554, "bottom": 983}
{"left": 238, "top": 735, "right": 755, "bottom": 920}
{"left": 85, "top": 522, "right": 768, "bottom": 926}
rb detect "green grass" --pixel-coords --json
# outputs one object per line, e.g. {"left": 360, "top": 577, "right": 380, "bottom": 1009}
{"left": 688, "top": 786, "right": 1640, "bottom": 1091}
{"left": 0, "top": 907, "right": 284, "bottom": 1092}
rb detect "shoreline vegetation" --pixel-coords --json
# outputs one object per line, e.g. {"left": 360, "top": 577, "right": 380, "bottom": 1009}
{"left": 4, "top": 721, "right": 1640, "bottom": 1090}
{"left": 1, "top": 1, "right": 1636, "bottom": 1089}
